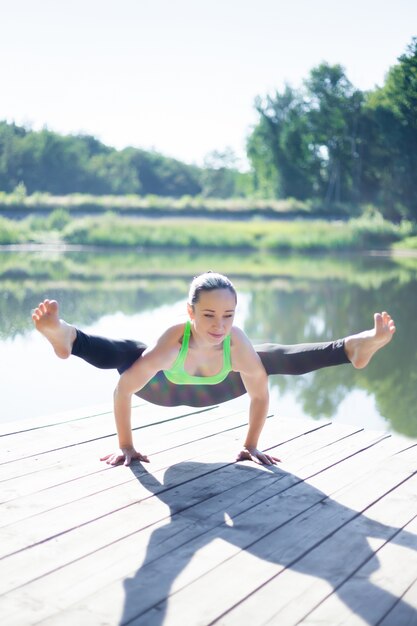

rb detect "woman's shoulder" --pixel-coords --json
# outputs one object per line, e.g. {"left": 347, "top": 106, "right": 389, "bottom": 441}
{"left": 142, "top": 322, "right": 186, "bottom": 366}
{"left": 157, "top": 322, "right": 187, "bottom": 346}
{"left": 230, "top": 325, "right": 253, "bottom": 350}
{"left": 230, "top": 325, "right": 250, "bottom": 342}
{"left": 230, "top": 326, "right": 263, "bottom": 374}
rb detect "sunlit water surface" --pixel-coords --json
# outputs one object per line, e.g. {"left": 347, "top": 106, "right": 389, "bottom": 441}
{"left": 1, "top": 249, "right": 416, "bottom": 441}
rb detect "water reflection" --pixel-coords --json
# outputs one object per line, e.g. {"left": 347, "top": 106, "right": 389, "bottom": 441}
{"left": 246, "top": 278, "right": 416, "bottom": 437}
{"left": 1, "top": 250, "right": 416, "bottom": 437}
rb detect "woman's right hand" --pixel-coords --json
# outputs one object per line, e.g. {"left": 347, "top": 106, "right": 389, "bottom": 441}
{"left": 100, "top": 446, "right": 150, "bottom": 466}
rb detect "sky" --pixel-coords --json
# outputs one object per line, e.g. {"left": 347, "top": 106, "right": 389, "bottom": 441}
{"left": 1, "top": 0, "right": 416, "bottom": 169}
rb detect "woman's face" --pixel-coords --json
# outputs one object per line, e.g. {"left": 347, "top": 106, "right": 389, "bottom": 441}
{"left": 187, "top": 289, "right": 236, "bottom": 344}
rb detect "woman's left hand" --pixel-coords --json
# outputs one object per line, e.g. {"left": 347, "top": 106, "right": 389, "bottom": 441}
{"left": 100, "top": 446, "right": 149, "bottom": 466}
{"left": 236, "top": 446, "right": 280, "bottom": 466}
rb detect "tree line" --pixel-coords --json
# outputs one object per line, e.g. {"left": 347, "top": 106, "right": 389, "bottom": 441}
{"left": 0, "top": 38, "right": 416, "bottom": 219}
{"left": 0, "top": 125, "right": 249, "bottom": 200}
{"left": 249, "top": 38, "right": 417, "bottom": 220}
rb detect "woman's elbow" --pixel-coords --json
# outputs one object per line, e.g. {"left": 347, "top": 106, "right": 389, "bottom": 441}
{"left": 250, "top": 388, "right": 269, "bottom": 404}
{"left": 114, "top": 375, "right": 134, "bottom": 399}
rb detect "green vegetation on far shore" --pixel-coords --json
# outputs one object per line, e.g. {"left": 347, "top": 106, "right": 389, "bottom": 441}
{"left": 1, "top": 208, "right": 415, "bottom": 252}
{"left": 392, "top": 235, "right": 417, "bottom": 250}
{"left": 0, "top": 189, "right": 349, "bottom": 218}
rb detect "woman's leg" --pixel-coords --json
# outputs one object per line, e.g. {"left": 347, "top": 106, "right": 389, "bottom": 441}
{"left": 33, "top": 302, "right": 395, "bottom": 409}
{"left": 254, "top": 340, "right": 349, "bottom": 375}
{"left": 255, "top": 312, "right": 396, "bottom": 375}
{"left": 135, "top": 341, "right": 349, "bottom": 407}
{"left": 137, "top": 313, "right": 396, "bottom": 407}
{"left": 72, "top": 329, "right": 146, "bottom": 373}
{"left": 32, "top": 299, "right": 146, "bottom": 373}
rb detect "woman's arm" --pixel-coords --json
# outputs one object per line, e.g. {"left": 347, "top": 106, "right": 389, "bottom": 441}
{"left": 241, "top": 368, "right": 269, "bottom": 449}
{"left": 101, "top": 326, "right": 182, "bottom": 466}
{"left": 231, "top": 328, "right": 280, "bottom": 466}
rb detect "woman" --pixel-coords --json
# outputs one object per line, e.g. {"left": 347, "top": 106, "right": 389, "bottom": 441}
{"left": 32, "top": 272, "right": 396, "bottom": 467}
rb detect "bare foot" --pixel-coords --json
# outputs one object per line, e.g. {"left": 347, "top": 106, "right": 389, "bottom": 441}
{"left": 344, "top": 312, "right": 396, "bottom": 369}
{"left": 32, "top": 299, "right": 76, "bottom": 359}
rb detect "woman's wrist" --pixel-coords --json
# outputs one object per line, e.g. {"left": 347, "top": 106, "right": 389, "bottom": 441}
{"left": 119, "top": 441, "right": 134, "bottom": 449}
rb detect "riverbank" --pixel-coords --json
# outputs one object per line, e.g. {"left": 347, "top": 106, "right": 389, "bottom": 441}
{"left": 0, "top": 191, "right": 351, "bottom": 219}
{"left": 1, "top": 211, "right": 416, "bottom": 252}
{"left": 1, "top": 191, "right": 416, "bottom": 252}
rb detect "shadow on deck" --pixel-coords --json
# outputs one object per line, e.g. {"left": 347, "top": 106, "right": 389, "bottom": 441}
{"left": 0, "top": 401, "right": 416, "bottom": 625}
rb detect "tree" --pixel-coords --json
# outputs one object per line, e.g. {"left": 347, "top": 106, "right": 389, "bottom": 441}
{"left": 247, "top": 86, "right": 318, "bottom": 199}
{"left": 304, "top": 63, "right": 364, "bottom": 205}
{"left": 125, "top": 149, "right": 202, "bottom": 197}
{"left": 365, "top": 38, "right": 417, "bottom": 219}
{"left": 0, "top": 122, "right": 203, "bottom": 197}
{"left": 0, "top": 122, "right": 27, "bottom": 191}
{"left": 248, "top": 66, "right": 364, "bottom": 205}
{"left": 200, "top": 149, "right": 250, "bottom": 198}
{"left": 88, "top": 150, "right": 142, "bottom": 194}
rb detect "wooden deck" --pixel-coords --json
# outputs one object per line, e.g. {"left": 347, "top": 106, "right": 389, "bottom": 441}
{"left": 1, "top": 400, "right": 417, "bottom": 626}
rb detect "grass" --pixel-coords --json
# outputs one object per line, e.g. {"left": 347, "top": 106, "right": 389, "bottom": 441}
{"left": 0, "top": 191, "right": 312, "bottom": 214}
{"left": 60, "top": 213, "right": 412, "bottom": 251}
{"left": 0, "top": 191, "right": 364, "bottom": 219}
{"left": 392, "top": 235, "right": 417, "bottom": 250}
{"left": 0, "top": 216, "right": 29, "bottom": 244}
{"left": 0, "top": 208, "right": 415, "bottom": 252}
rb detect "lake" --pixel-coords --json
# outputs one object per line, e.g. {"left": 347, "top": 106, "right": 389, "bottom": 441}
{"left": 1, "top": 248, "right": 416, "bottom": 440}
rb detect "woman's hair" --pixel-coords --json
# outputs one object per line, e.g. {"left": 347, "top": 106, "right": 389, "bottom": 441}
{"left": 188, "top": 271, "right": 237, "bottom": 307}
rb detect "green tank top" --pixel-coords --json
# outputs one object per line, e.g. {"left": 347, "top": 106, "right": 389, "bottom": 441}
{"left": 163, "top": 320, "right": 232, "bottom": 385}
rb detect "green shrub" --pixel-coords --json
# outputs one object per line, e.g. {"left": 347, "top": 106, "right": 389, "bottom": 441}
{"left": 0, "top": 216, "right": 25, "bottom": 244}
{"left": 47, "top": 208, "right": 71, "bottom": 230}
{"left": 393, "top": 236, "right": 417, "bottom": 250}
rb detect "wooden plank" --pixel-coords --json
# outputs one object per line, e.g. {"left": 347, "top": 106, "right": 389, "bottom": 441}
{"left": 0, "top": 417, "right": 332, "bottom": 553}
{"left": 0, "top": 432, "right": 376, "bottom": 576}
{"left": 191, "top": 449, "right": 417, "bottom": 626}
{"left": 378, "top": 577, "right": 417, "bottom": 626}
{"left": 0, "top": 402, "right": 314, "bottom": 477}
{"left": 0, "top": 433, "right": 407, "bottom": 625}
{"left": 0, "top": 426, "right": 394, "bottom": 568}
{"left": 0, "top": 403, "right": 241, "bottom": 484}
{"left": 2, "top": 401, "right": 278, "bottom": 491}
{"left": 0, "top": 400, "right": 146, "bottom": 436}
{"left": 297, "top": 513, "right": 417, "bottom": 625}
{"left": 0, "top": 406, "right": 247, "bottom": 504}
{"left": 118, "top": 449, "right": 417, "bottom": 626}
{"left": 1, "top": 412, "right": 330, "bottom": 495}
{"left": 0, "top": 421, "right": 353, "bottom": 555}
{"left": 0, "top": 419, "right": 338, "bottom": 557}
{"left": 0, "top": 413, "right": 330, "bottom": 510}
{"left": 258, "top": 479, "right": 417, "bottom": 626}
{"left": 0, "top": 402, "right": 220, "bottom": 462}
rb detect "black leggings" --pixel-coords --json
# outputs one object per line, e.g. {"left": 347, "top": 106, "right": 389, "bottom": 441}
{"left": 72, "top": 330, "right": 350, "bottom": 407}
